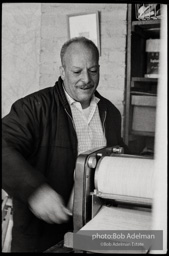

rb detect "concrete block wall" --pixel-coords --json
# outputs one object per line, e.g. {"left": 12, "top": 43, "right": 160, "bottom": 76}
{"left": 40, "top": 3, "right": 127, "bottom": 133}
{"left": 2, "top": 3, "right": 41, "bottom": 117}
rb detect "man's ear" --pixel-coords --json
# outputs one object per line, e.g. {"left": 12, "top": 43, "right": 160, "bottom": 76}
{"left": 60, "top": 66, "right": 65, "bottom": 80}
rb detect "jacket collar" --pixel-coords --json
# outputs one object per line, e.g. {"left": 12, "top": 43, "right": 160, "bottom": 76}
{"left": 54, "top": 76, "right": 70, "bottom": 109}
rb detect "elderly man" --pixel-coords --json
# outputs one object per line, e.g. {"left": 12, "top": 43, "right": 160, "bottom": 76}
{"left": 2, "top": 37, "right": 129, "bottom": 252}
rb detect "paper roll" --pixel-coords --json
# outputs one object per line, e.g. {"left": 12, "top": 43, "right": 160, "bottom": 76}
{"left": 79, "top": 205, "right": 152, "bottom": 253}
{"left": 94, "top": 156, "right": 154, "bottom": 203}
{"left": 81, "top": 205, "right": 152, "bottom": 231}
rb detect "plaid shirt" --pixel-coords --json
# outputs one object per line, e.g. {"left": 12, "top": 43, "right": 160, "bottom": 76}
{"left": 64, "top": 88, "right": 107, "bottom": 155}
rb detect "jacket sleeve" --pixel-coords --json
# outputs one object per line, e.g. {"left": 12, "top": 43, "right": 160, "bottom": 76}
{"left": 2, "top": 98, "right": 47, "bottom": 203}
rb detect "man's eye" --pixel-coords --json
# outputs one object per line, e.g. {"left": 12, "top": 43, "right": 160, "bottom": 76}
{"left": 73, "top": 71, "right": 81, "bottom": 74}
{"left": 90, "top": 70, "right": 97, "bottom": 73}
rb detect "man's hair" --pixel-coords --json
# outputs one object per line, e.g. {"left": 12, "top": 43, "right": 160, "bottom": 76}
{"left": 60, "top": 37, "right": 99, "bottom": 66}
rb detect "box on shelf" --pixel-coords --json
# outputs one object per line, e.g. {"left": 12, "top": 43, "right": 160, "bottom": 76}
{"left": 145, "top": 39, "right": 160, "bottom": 79}
{"left": 131, "top": 95, "right": 156, "bottom": 133}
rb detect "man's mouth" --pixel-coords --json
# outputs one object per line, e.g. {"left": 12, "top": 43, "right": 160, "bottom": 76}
{"left": 79, "top": 85, "right": 93, "bottom": 90}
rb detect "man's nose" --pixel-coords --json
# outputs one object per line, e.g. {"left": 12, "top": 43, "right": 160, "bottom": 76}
{"left": 81, "top": 70, "right": 90, "bottom": 84}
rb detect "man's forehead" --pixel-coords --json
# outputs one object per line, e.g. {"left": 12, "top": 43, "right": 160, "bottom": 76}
{"left": 66, "top": 43, "right": 95, "bottom": 57}
{"left": 64, "top": 43, "right": 97, "bottom": 64}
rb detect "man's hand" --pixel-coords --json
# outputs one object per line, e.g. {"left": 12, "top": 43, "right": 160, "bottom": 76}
{"left": 28, "top": 184, "right": 71, "bottom": 224}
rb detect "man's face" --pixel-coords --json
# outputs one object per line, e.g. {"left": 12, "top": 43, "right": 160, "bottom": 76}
{"left": 60, "top": 43, "right": 100, "bottom": 109}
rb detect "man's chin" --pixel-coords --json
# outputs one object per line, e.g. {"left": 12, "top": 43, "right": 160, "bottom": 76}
{"left": 78, "top": 95, "right": 94, "bottom": 108}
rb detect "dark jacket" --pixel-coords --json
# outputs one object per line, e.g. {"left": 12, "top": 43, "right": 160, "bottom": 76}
{"left": 2, "top": 77, "right": 129, "bottom": 252}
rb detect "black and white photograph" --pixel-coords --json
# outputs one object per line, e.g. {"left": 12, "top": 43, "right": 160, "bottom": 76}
{"left": 2, "top": 2, "right": 167, "bottom": 253}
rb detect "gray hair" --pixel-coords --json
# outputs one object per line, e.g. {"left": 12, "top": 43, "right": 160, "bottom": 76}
{"left": 60, "top": 37, "right": 99, "bottom": 66}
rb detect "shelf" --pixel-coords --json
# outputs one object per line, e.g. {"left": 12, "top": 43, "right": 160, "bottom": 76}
{"left": 124, "top": 4, "right": 159, "bottom": 153}
{"left": 132, "top": 77, "right": 158, "bottom": 82}
{"left": 131, "top": 131, "right": 155, "bottom": 137}
{"left": 131, "top": 77, "right": 158, "bottom": 96}
{"left": 132, "top": 19, "right": 161, "bottom": 28}
{"left": 131, "top": 91, "right": 157, "bottom": 96}
{"left": 132, "top": 19, "right": 160, "bottom": 38}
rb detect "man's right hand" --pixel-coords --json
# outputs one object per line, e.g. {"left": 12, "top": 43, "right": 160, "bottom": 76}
{"left": 28, "top": 184, "right": 71, "bottom": 224}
